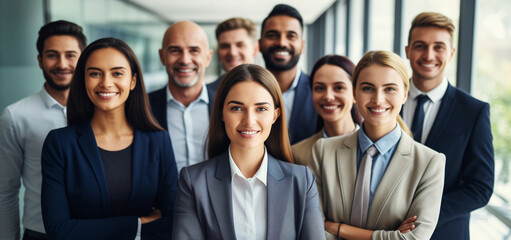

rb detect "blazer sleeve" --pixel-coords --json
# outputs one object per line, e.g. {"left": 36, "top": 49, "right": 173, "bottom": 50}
{"left": 372, "top": 152, "right": 446, "bottom": 240}
{"left": 438, "top": 103, "right": 494, "bottom": 225}
{"left": 41, "top": 130, "right": 138, "bottom": 240}
{"left": 172, "top": 167, "right": 206, "bottom": 240}
{"left": 299, "top": 167, "right": 327, "bottom": 240}
{"left": 141, "top": 132, "right": 178, "bottom": 239}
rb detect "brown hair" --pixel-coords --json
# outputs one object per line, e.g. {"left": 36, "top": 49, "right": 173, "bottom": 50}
{"left": 408, "top": 12, "right": 455, "bottom": 45}
{"left": 207, "top": 64, "right": 293, "bottom": 163}
{"left": 215, "top": 17, "right": 257, "bottom": 42}
{"left": 352, "top": 51, "right": 412, "bottom": 136}
{"left": 67, "top": 37, "right": 163, "bottom": 131}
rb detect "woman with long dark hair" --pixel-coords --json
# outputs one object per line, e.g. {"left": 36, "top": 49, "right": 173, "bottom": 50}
{"left": 310, "top": 51, "right": 445, "bottom": 239}
{"left": 41, "top": 38, "right": 178, "bottom": 239}
{"left": 172, "top": 64, "right": 325, "bottom": 239}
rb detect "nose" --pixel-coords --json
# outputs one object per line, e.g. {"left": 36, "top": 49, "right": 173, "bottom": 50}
{"left": 228, "top": 46, "right": 238, "bottom": 57}
{"left": 57, "top": 55, "right": 66, "bottom": 69}
{"left": 324, "top": 88, "right": 334, "bottom": 102}
{"left": 423, "top": 46, "right": 435, "bottom": 61}
{"left": 180, "top": 51, "right": 192, "bottom": 65}
{"left": 277, "top": 34, "right": 288, "bottom": 47}
{"left": 99, "top": 74, "right": 114, "bottom": 88}
{"left": 242, "top": 109, "right": 256, "bottom": 125}
{"left": 372, "top": 90, "right": 384, "bottom": 104}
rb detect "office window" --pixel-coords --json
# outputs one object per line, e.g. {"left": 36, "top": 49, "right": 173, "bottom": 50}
{"left": 368, "top": 0, "right": 394, "bottom": 52}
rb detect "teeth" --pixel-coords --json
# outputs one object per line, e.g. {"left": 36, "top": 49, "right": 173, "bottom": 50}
{"left": 98, "top": 92, "right": 116, "bottom": 97}
{"left": 421, "top": 63, "right": 435, "bottom": 68}
{"left": 370, "top": 108, "right": 386, "bottom": 113}
{"left": 241, "top": 131, "right": 257, "bottom": 135}
{"left": 323, "top": 105, "right": 338, "bottom": 110}
{"left": 274, "top": 51, "right": 289, "bottom": 56}
{"left": 178, "top": 69, "right": 194, "bottom": 73}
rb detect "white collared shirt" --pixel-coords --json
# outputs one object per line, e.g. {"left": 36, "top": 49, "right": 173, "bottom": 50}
{"left": 229, "top": 146, "right": 268, "bottom": 240}
{"left": 282, "top": 69, "right": 302, "bottom": 125}
{"left": 402, "top": 78, "right": 448, "bottom": 143}
{"left": 166, "top": 84, "right": 210, "bottom": 172}
{"left": 0, "top": 87, "right": 67, "bottom": 237}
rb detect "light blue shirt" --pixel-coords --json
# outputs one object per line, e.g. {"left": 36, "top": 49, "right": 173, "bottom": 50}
{"left": 166, "top": 84, "right": 210, "bottom": 172}
{"left": 282, "top": 69, "right": 301, "bottom": 125}
{"left": 0, "top": 87, "right": 66, "bottom": 238}
{"left": 357, "top": 123, "right": 402, "bottom": 209}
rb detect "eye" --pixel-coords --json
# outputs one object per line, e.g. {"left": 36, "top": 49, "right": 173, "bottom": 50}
{"left": 113, "top": 72, "right": 124, "bottom": 77}
{"left": 414, "top": 44, "right": 425, "bottom": 50}
{"left": 88, "top": 72, "right": 101, "bottom": 77}
{"left": 265, "top": 32, "right": 278, "bottom": 40}
{"left": 190, "top": 48, "right": 200, "bottom": 55}
{"left": 46, "top": 53, "right": 57, "bottom": 59}
{"left": 66, "top": 54, "right": 76, "bottom": 59}
{"left": 256, "top": 106, "right": 268, "bottom": 112}
{"left": 313, "top": 86, "right": 325, "bottom": 92}
{"left": 169, "top": 48, "right": 181, "bottom": 55}
{"left": 385, "top": 87, "right": 397, "bottom": 92}
{"left": 361, "top": 86, "right": 374, "bottom": 92}
{"left": 287, "top": 33, "right": 298, "bottom": 40}
{"left": 230, "top": 106, "right": 242, "bottom": 111}
{"left": 434, "top": 45, "right": 446, "bottom": 51}
{"left": 334, "top": 85, "right": 345, "bottom": 91}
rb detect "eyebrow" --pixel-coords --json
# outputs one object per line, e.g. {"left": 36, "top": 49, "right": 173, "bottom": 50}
{"left": 226, "top": 100, "right": 272, "bottom": 106}
{"left": 359, "top": 82, "right": 399, "bottom": 87}
{"left": 86, "top": 66, "right": 127, "bottom": 71}
{"left": 44, "top": 50, "right": 79, "bottom": 54}
{"left": 412, "top": 40, "right": 447, "bottom": 46}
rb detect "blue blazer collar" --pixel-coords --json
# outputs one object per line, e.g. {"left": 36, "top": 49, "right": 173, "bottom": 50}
{"left": 209, "top": 151, "right": 290, "bottom": 239}
{"left": 425, "top": 83, "right": 456, "bottom": 146}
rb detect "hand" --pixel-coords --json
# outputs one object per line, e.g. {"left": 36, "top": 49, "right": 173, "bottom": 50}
{"left": 397, "top": 216, "right": 417, "bottom": 233}
{"left": 140, "top": 208, "right": 162, "bottom": 224}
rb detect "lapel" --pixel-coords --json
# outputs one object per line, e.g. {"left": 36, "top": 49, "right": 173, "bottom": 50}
{"left": 425, "top": 83, "right": 456, "bottom": 146}
{"left": 125, "top": 129, "right": 149, "bottom": 211}
{"left": 336, "top": 132, "right": 359, "bottom": 223}
{"left": 288, "top": 73, "right": 309, "bottom": 135}
{"left": 151, "top": 87, "right": 168, "bottom": 131}
{"left": 76, "top": 122, "right": 110, "bottom": 214}
{"left": 366, "top": 131, "right": 414, "bottom": 228}
{"left": 266, "top": 155, "right": 290, "bottom": 239}
{"left": 206, "top": 83, "right": 216, "bottom": 115}
{"left": 207, "top": 152, "right": 236, "bottom": 239}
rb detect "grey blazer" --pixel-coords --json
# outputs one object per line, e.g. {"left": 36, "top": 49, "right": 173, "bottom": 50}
{"left": 172, "top": 151, "right": 326, "bottom": 240}
{"left": 310, "top": 130, "right": 445, "bottom": 240}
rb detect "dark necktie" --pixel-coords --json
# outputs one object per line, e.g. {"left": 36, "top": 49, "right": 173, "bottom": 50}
{"left": 411, "top": 94, "right": 429, "bottom": 142}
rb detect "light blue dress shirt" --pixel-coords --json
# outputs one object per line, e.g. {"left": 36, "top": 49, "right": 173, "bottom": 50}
{"left": 357, "top": 123, "right": 402, "bottom": 210}
{"left": 0, "top": 87, "right": 66, "bottom": 238}
{"left": 166, "top": 84, "right": 210, "bottom": 172}
{"left": 282, "top": 69, "right": 301, "bottom": 125}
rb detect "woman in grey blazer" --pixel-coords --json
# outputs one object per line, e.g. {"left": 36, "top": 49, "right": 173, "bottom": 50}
{"left": 172, "top": 64, "right": 325, "bottom": 240}
{"left": 292, "top": 55, "right": 359, "bottom": 166}
{"left": 310, "top": 51, "right": 445, "bottom": 240}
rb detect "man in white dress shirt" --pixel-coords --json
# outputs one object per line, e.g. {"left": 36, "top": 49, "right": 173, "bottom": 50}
{"left": 0, "top": 20, "right": 86, "bottom": 240}
{"left": 149, "top": 21, "right": 214, "bottom": 172}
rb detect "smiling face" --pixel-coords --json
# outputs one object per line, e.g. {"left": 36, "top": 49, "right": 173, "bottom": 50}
{"left": 38, "top": 35, "right": 81, "bottom": 91}
{"left": 223, "top": 80, "right": 280, "bottom": 152}
{"left": 259, "top": 15, "right": 304, "bottom": 72}
{"left": 406, "top": 26, "right": 455, "bottom": 91}
{"left": 312, "top": 64, "right": 354, "bottom": 124}
{"left": 217, "top": 28, "right": 258, "bottom": 72}
{"left": 85, "top": 47, "right": 136, "bottom": 114}
{"left": 159, "top": 21, "right": 212, "bottom": 88}
{"left": 355, "top": 64, "right": 407, "bottom": 135}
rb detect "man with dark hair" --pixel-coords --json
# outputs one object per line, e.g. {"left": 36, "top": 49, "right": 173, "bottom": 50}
{"left": 0, "top": 20, "right": 86, "bottom": 240}
{"left": 259, "top": 4, "right": 316, "bottom": 144}
{"left": 403, "top": 12, "right": 494, "bottom": 240}
{"left": 208, "top": 17, "right": 259, "bottom": 92}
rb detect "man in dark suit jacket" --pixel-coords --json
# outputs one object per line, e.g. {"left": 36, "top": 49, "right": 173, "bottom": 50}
{"left": 149, "top": 21, "right": 215, "bottom": 172}
{"left": 259, "top": 4, "right": 317, "bottom": 144}
{"left": 403, "top": 12, "right": 494, "bottom": 240}
{"left": 208, "top": 17, "right": 259, "bottom": 95}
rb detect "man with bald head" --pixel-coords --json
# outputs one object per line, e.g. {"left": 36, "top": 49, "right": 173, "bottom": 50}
{"left": 149, "top": 21, "right": 214, "bottom": 172}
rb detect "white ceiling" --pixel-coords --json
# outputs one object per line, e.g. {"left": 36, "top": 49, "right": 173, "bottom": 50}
{"left": 128, "top": 0, "right": 335, "bottom": 24}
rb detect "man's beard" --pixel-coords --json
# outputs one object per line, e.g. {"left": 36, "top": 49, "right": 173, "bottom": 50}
{"left": 43, "top": 69, "right": 72, "bottom": 91}
{"left": 262, "top": 46, "right": 301, "bottom": 72}
{"left": 172, "top": 75, "right": 200, "bottom": 88}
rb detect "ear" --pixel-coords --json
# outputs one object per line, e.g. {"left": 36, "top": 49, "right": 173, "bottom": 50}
{"left": 253, "top": 41, "right": 259, "bottom": 58}
{"left": 449, "top": 47, "right": 456, "bottom": 61}
{"left": 405, "top": 46, "right": 410, "bottom": 59}
{"left": 130, "top": 73, "right": 137, "bottom": 90}
{"left": 273, "top": 107, "right": 281, "bottom": 124}
{"left": 205, "top": 49, "right": 213, "bottom": 67}
{"left": 300, "top": 39, "right": 305, "bottom": 54}
{"left": 37, "top": 55, "right": 43, "bottom": 70}
{"left": 402, "top": 88, "right": 408, "bottom": 104}
{"left": 258, "top": 39, "right": 263, "bottom": 53}
{"left": 158, "top": 48, "right": 165, "bottom": 65}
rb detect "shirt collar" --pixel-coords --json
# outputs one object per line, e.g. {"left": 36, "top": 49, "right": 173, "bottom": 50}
{"left": 228, "top": 145, "right": 268, "bottom": 186}
{"left": 358, "top": 122, "right": 402, "bottom": 155}
{"left": 409, "top": 77, "right": 448, "bottom": 103}
{"left": 286, "top": 68, "right": 301, "bottom": 93}
{"left": 165, "top": 82, "right": 209, "bottom": 104}
{"left": 39, "top": 86, "right": 65, "bottom": 110}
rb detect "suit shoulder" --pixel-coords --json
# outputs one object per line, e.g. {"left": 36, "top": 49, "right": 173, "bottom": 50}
{"left": 452, "top": 87, "right": 488, "bottom": 108}
{"left": 148, "top": 87, "right": 166, "bottom": 99}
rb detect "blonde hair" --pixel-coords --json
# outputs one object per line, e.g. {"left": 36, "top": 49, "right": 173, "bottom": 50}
{"left": 215, "top": 17, "right": 257, "bottom": 42}
{"left": 352, "top": 51, "right": 412, "bottom": 137}
{"left": 408, "top": 12, "right": 455, "bottom": 45}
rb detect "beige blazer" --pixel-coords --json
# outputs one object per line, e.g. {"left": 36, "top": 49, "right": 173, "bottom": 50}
{"left": 310, "top": 130, "right": 445, "bottom": 240}
{"left": 292, "top": 131, "right": 323, "bottom": 166}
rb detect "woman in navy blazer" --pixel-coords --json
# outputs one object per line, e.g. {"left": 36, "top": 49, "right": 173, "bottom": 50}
{"left": 172, "top": 64, "right": 325, "bottom": 240}
{"left": 41, "top": 38, "right": 178, "bottom": 239}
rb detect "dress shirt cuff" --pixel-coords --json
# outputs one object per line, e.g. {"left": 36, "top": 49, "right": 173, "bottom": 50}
{"left": 135, "top": 218, "right": 141, "bottom": 240}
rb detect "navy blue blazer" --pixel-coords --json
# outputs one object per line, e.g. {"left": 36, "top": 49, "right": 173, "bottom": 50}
{"left": 172, "top": 151, "right": 325, "bottom": 240}
{"left": 208, "top": 73, "right": 317, "bottom": 144}
{"left": 419, "top": 84, "right": 494, "bottom": 240}
{"left": 41, "top": 122, "right": 178, "bottom": 240}
{"left": 149, "top": 85, "right": 216, "bottom": 131}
